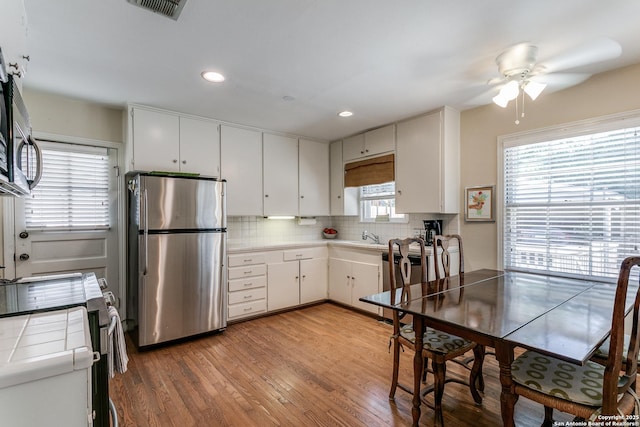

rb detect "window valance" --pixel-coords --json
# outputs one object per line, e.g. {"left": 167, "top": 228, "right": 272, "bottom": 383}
{"left": 344, "top": 154, "right": 394, "bottom": 187}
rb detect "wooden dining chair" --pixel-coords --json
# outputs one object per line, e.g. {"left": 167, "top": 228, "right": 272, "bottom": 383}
{"left": 387, "top": 237, "right": 484, "bottom": 427}
{"left": 433, "top": 234, "right": 487, "bottom": 386}
{"left": 509, "top": 256, "right": 640, "bottom": 426}
{"left": 432, "top": 234, "right": 464, "bottom": 280}
{"left": 591, "top": 275, "right": 640, "bottom": 368}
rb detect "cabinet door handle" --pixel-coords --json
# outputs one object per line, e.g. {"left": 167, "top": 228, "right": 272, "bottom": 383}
{"left": 265, "top": 194, "right": 269, "bottom": 198}
{"left": 300, "top": 195, "right": 304, "bottom": 199}
{"left": 243, "top": 295, "right": 253, "bottom": 299}
{"left": 172, "top": 159, "right": 178, "bottom": 163}
{"left": 182, "top": 160, "right": 186, "bottom": 164}
{"left": 397, "top": 190, "right": 402, "bottom": 195}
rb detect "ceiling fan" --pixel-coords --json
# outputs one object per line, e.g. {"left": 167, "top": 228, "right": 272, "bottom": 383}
{"left": 487, "top": 39, "right": 622, "bottom": 123}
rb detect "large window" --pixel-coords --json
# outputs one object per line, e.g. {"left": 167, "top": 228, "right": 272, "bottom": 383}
{"left": 24, "top": 141, "right": 111, "bottom": 230}
{"left": 501, "top": 115, "right": 640, "bottom": 281}
{"left": 360, "top": 182, "right": 406, "bottom": 223}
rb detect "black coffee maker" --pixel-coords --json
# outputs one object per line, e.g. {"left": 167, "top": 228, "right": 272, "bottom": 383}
{"left": 423, "top": 220, "right": 442, "bottom": 246}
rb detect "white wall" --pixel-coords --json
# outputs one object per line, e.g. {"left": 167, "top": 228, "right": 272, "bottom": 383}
{"left": 0, "top": 90, "right": 124, "bottom": 277}
{"left": 460, "top": 62, "right": 640, "bottom": 271}
{"left": 22, "top": 89, "right": 124, "bottom": 143}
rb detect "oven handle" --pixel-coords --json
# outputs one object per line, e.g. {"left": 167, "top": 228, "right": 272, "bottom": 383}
{"left": 108, "top": 312, "right": 119, "bottom": 336}
{"left": 109, "top": 397, "right": 119, "bottom": 427}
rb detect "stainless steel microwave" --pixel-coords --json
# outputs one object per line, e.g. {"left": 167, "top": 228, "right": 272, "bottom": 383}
{"left": 0, "top": 70, "right": 43, "bottom": 196}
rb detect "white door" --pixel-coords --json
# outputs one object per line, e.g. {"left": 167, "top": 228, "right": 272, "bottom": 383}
{"left": 298, "top": 139, "right": 329, "bottom": 216}
{"left": 267, "top": 261, "right": 300, "bottom": 311}
{"left": 179, "top": 117, "right": 220, "bottom": 177}
{"left": 350, "top": 261, "right": 380, "bottom": 314}
{"left": 263, "top": 133, "right": 298, "bottom": 216}
{"left": 220, "top": 125, "right": 263, "bottom": 216}
{"left": 9, "top": 140, "right": 120, "bottom": 298}
{"left": 300, "top": 258, "right": 328, "bottom": 304}
{"left": 328, "top": 258, "right": 351, "bottom": 305}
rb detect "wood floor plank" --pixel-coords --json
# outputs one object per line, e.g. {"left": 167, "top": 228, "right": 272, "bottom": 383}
{"left": 111, "top": 303, "right": 574, "bottom": 426}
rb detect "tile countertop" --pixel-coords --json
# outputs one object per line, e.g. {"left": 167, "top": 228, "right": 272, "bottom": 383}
{"left": 227, "top": 239, "right": 389, "bottom": 254}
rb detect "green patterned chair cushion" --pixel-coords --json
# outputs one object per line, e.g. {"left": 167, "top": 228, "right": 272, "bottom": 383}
{"left": 400, "top": 324, "right": 471, "bottom": 354}
{"left": 593, "top": 334, "right": 640, "bottom": 363}
{"left": 512, "top": 350, "right": 606, "bottom": 407}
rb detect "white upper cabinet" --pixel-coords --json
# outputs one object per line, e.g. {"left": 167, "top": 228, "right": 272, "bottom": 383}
{"left": 342, "top": 124, "right": 395, "bottom": 162}
{"left": 220, "top": 125, "right": 263, "bottom": 216}
{"left": 129, "top": 107, "right": 220, "bottom": 177}
{"left": 298, "top": 139, "right": 329, "bottom": 216}
{"left": 179, "top": 116, "right": 220, "bottom": 177}
{"left": 263, "top": 133, "right": 298, "bottom": 216}
{"left": 131, "top": 108, "right": 180, "bottom": 172}
{"left": 0, "top": 0, "right": 28, "bottom": 85}
{"left": 342, "top": 134, "right": 366, "bottom": 162}
{"left": 395, "top": 107, "right": 460, "bottom": 213}
{"left": 330, "top": 141, "right": 358, "bottom": 216}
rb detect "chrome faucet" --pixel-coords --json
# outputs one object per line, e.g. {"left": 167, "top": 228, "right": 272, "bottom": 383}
{"left": 362, "top": 230, "right": 380, "bottom": 244}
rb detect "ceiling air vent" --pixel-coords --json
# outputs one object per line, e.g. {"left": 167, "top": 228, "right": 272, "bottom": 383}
{"left": 127, "top": 0, "right": 187, "bottom": 20}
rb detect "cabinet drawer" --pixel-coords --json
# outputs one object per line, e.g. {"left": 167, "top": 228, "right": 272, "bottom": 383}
{"left": 228, "top": 287, "right": 267, "bottom": 305}
{"left": 228, "top": 264, "right": 267, "bottom": 280}
{"left": 228, "top": 253, "right": 266, "bottom": 267}
{"left": 228, "top": 300, "right": 267, "bottom": 319}
{"left": 228, "top": 276, "right": 267, "bottom": 292}
{"left": 283, "top": 248, "right": 315, "bottom": 261}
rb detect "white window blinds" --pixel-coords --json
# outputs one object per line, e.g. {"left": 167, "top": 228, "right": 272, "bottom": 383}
{"left": 24, "top": 141, "right": 111, "bottom": 230}
{"left": 503, "top": 125, "right": 640, "bottom": 281}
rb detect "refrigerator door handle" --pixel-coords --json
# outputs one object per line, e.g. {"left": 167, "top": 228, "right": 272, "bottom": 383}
{"left": 142, "top": 188, "right": 149, "bottom": 276}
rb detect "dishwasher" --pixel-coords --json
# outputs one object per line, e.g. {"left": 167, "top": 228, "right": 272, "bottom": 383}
{"left": 381, "top": 251, "right": 429, "bottom": 321}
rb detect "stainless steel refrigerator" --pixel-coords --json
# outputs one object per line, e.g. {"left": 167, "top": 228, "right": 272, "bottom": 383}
{"left": 126, "top": 172, "right": 227, "bottom": 348}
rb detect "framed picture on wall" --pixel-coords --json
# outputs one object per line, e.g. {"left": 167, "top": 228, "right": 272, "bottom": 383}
{"left": 465, "top": 185, "right": 495, "bottom": 222}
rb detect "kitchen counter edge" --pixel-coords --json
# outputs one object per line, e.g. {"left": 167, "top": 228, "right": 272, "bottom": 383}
{"left": 227, "top": 239, "right": 388, "bottom": 254}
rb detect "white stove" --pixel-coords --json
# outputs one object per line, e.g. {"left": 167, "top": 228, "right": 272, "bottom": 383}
{"left": 0, "top": 306, "right": 95, "bottom": 426}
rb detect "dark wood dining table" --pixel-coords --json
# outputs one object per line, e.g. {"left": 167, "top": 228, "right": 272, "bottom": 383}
{"left": 360, "top": 269, "right": 635, "bottom": 427}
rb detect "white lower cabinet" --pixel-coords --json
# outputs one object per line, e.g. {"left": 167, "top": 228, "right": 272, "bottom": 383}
{"left": 267, "top": 261, "right": 300, "bottom": 311}
{"left": 300, "top": 258, "right": 328, "bottom": 304}
{"left": 229, "top": 245, "right": 382, "bottom": 320}
{"left": 227, "top": 253, "right": 267, "bottom": 321}
{"left": 329, "top": 252, "right": 380, "bottom": 315}
{"left": 267, "top": 247, "right": 328, "bottom": 311}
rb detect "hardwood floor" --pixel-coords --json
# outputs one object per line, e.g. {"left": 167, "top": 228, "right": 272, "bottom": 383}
{"left": 110, "top": 303, "right": 573, "bottom": 426}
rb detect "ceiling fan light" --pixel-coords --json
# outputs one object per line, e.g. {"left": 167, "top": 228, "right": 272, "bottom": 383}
{"left": 524, "top": 81, "right": 547, "bottom": 100}
{"left": 500, "top": 80, "right": 520, "bottom": 101}
{"left": 492, "top": 93, "right": 509, "bottom": 108}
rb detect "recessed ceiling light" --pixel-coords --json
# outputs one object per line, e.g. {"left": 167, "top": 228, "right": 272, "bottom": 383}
{"left": 201, "top": 71, "right": 225, "bottom": 83}
{"left": 338, "top": 111, "right": 353, "bottom": 118}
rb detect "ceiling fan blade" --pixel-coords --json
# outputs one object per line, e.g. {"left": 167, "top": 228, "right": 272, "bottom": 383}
{"left": 539, "top": 38, "right": 622, "bottom": 73}
{"left": 534, "top": 73, "right": 591, "bottom": 88}
{"left": 464, "top": 87, "right": 499, "bottom": 107}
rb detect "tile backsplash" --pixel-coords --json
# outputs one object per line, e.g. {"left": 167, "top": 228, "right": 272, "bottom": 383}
{"left": 227, "top": 214, "right": 459, "bottom": 245}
